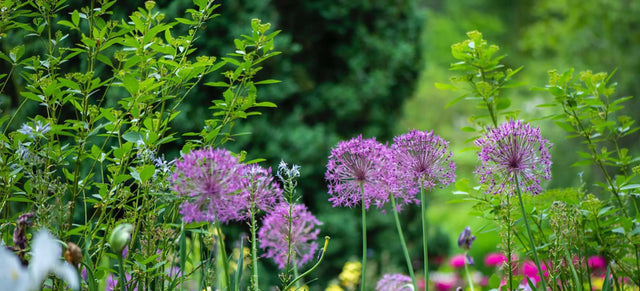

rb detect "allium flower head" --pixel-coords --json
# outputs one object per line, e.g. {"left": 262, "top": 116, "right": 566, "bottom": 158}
{"left": 376, "top": 273, "right": 412, "bottom": 291}
{"left": 170, "top": 148, "right": 249, "bottom": 223}
{"left": 475, "top": 120, "right": 552, "bottom": 195}
{"left": 392, "top": 129, "right": 456, "bottom": 193}
{"left": 258, "top": 203, "right": 321, "bottom": 269}
{"left": 325, "top": 135, "right": 394, "bottom": 209}
{"left": 242, "top": 164, "right": 283, "bottom": 215}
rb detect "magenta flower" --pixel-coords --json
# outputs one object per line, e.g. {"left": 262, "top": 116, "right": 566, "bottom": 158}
{"left": 450, "top": 254, "right": 466, "bottom": 269}
{"left": 475, "top": 120, "right": 552, "bottom": 195}
{"left": 484, "top": 252, "right": 507, "bottom": 267}
{"left": 170, "top": 148, "right": 249, "bottom": 223}
{"left": 242, "top": 164, "right": 283, "bottom": 215}
{"left": 392, "top": 129, "right": 456, "bottom": 193}
{"left": 325, "top": 135, "right": 395, "bottom": 209}
{"left": 258, "top": 203, "right": 321, "bottom": 269}
{"left": 376, "top": 273, "right": 413, "bottom": 291}
{"left": 588, "top": 255, "right": 606, "bottom": 270}
{"left": 522, "top": 260, "right": 549, "bottom": 284}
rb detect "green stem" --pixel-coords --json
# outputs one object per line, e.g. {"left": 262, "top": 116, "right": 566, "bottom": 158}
{"left": 463, "top": 256, "right": 475, "bottom": 291}
{"left": 117, "top": 255, "right": 127, "bottom": 290}
{"left": 420, "top": 182, "right": 430, "bottom": 291}
{"left": 361, "top": 184, "right": 367, "bottom": 291}
{"left": 251, "top": 209, "right": 259, "bottom": 291}
{"left": 506, "top": 195, "right": 514, "bottom": 291}
{"left": 215, "top": 222, "right": 231, "bottom": 290}
{"left": 514, "top": 175, "right": 547, "bottom": 291}
{"left": 283, "top": 236, "right": 330, "bottom": 291}
{"left": 389, "top": 192, "right": 417, "bottom": 290}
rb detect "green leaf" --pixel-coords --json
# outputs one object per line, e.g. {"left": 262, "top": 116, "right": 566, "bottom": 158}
{"left": 122, "top": 131, "right": 143, "bottom": 143}
{"left": 72, "top": 10, "right": 80, "bottom": 26}
{"left": 254, "top": 79, "right": 281, "bottom": 85}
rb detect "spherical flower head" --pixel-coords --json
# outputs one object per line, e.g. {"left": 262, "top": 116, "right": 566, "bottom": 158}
{"left": 242, "top": 164, "right": 283, "bottom": 215}
{"left": 475, "top": 120, "right": 552, "bottom": 195}
{"left": 392, "top": 129, "right": 456, "bottom": 193}
{"left": 376, "top": 273, "right": 412, "bottom": 291}
{"left": 325, "top": 135, "right": 395, "bottom": 209}
{"left": 170, "top": 148, "right": 249, "bottom": 223}
{"left": 258, "top": 203, "right": 321, "bottom": 269}
{"left": 457, "top": 226, "right": 475, "bottom": 250}
{"left": 484, "top": 252, "right": 507, "bottom": 267}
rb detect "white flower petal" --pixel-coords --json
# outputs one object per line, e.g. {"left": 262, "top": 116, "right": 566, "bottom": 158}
{"left": 0, "top": 245, "right": 31, "bottom": 291}
{"left": 52, "top": 262, "right": 80, "bottom": 291}
{"left": 29, "top": 229, "right": 61, "bottom": 286}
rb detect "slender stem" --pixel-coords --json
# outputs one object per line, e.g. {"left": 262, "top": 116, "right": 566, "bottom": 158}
{"left": 390, "top": 192, "right": 417, "bottom": 290}
{"left": 215, "top": 222, "right": 231, "bottom": 290}
{"left": 283, "top": 236, "right": 330, "bottom": 291}
{"left": 360, "top": 183, "right": 367, "bottom": 291}
{"left": 420, "top": 182, "right": 430, "bottom": 291}
{"left": 506, "top": 195, "right": 514, "bottom": 291}
{"left": 514, "top": 175, "right": 547, "bottom": 291}
{"left": 117, "top": 255, "right": 127, "bottom": 290}
{"left": 463, "top": 257, "right": 475, "bottom": 291}
{"left": 250, "top": 208, "right": 259, "bottom": 291}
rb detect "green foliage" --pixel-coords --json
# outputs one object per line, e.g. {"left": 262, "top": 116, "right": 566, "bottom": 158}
{"left": 0, "top": 0, "right": 281, "bottom": 289}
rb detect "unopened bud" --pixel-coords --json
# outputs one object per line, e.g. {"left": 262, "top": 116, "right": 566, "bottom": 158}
{"left": 109, "top": 223, "right": 133, "bottom": 255}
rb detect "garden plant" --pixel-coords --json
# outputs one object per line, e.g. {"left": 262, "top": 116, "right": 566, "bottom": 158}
{"left": 0, "top": 1, "right": 639, "bottom": 291}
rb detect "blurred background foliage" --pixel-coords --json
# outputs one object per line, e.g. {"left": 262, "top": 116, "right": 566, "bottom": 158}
{"left": 1, "top": 0, "right": 639, "bottom": 288}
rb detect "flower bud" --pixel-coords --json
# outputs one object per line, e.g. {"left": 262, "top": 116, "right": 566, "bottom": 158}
{"left": 109, "top": 223, "right": 133, "bottom": 255}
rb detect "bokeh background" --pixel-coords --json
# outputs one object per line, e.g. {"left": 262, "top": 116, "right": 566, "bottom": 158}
{"left": 2, "top": 0, "right": 639, "bottom": 289}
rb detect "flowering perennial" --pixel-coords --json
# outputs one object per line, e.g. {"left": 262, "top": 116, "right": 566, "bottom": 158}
{"left": 242, "top": 164, "right": 283, "bottom": 215}
{"left": 376, "top": 273, "right": 413, "bottom": 291}
{"left": 475, "top": 120, "right": 552, "bottom": 195}
{"left": 171, "top": 148, "right": 249, "bottom": 223}
{"left": 392, "top": 129, "right": 456, "bottom": 193}
{"left": 325, "top": 135, "right": 395, "bottom": 209}
{"left": 258, "top": 203, "right": 321, "bottom": 269}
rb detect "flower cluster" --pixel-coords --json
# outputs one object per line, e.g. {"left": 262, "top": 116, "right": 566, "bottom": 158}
{"left": 170, "top": 148, "right": 282, "bottom": 223}
{"left": 325, "top": 131, "right": 456, "bottom": 211}
{"left": 258, "top": 203, "right": 321, "bottom": 269}
{"left": 375, "top": 273, "right": 413, "bottom": 291}
{"left": 475, "top": 120, "right": 552, "bottom": 195}
{"left": 325, "top": 135, "right": 395, "bottom": 209}
{"left": 392, "top": 129, "right": 456, "bottom": 193}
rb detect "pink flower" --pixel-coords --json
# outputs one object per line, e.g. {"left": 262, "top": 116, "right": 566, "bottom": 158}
{"left": 522, "top": 260, "right": 548, "bottom": 284}
{"left": 484, "top": 252, "right": 507, "bottom": 267}
{"left": 588, "top": 256, "right": 606, "bottom": 270}
{"left": 431, "top": 272, "right": 458, "bottom": 291}
{"left": 449, "top": 254, "right": 466, "bottom": 269}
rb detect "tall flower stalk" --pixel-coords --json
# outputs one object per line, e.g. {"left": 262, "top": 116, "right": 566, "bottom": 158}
{"left": 326, "top": 135, "right": 395, "bottom": 291}
{"left": 458, "top": 226, "right": 476, "bottom": 291}
{"left": 475, "top": 120, "right": 552, "bottom": 290}
{"left": 392, "top": 130, "right": 456, "bottom": 291}
{"left": 243, "top": 164, "right": 283, "bottom": 291}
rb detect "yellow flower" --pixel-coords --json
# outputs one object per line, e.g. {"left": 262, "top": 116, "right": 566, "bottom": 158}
{"left": 326, "top": 283, "right": 344, "bottom": 291}
{"left": 288, "top": 285, "right": 309, "bottom": 291}
{"left": 339, "top": 261, "right": 361, "bottom": 289}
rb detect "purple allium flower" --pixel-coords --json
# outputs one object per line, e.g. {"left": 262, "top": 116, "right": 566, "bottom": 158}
{"left": 457, "top": 226, "right": 475, "bottom": 250}
{"left": 376, "top": 273, "right": 413, "bottom": 291}
{"left": 475, "top": 120, "right": 552, "bottom": 195}
{"left": 170, "top": 148, "right": 249, "bottom": 223}
{"left": 392, "top": 129, "right": 456, "bottom": 193}
{"left": 258, "top": 203, "right": 321, "bottom": 269}
{"left": 241, "top": 164, "right": 283, "bottom": 215}
{"left": 325, "top": 135, "right": 395, "bottom": 209}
